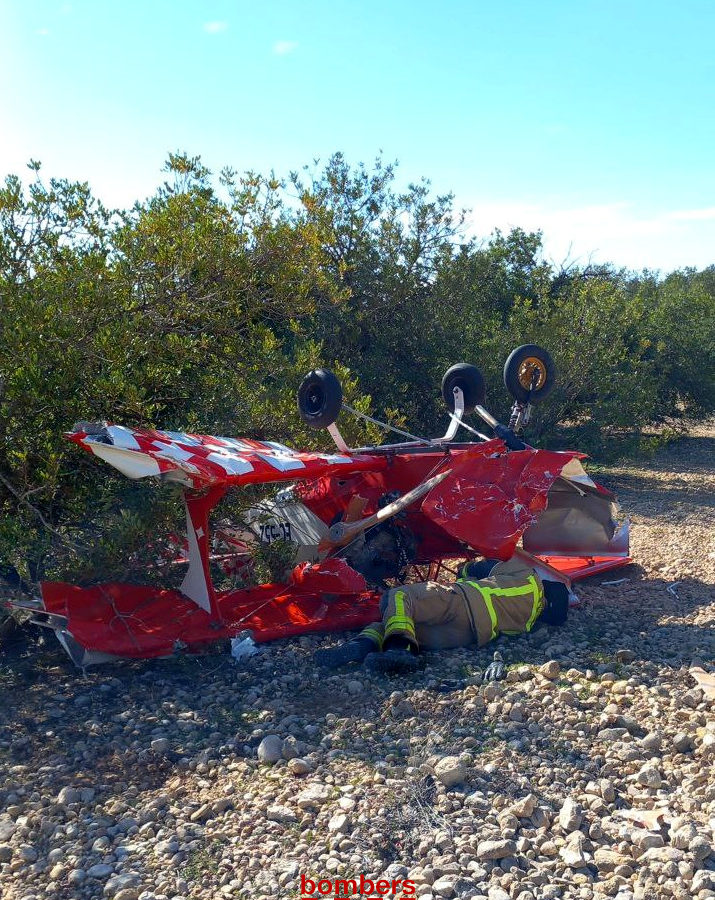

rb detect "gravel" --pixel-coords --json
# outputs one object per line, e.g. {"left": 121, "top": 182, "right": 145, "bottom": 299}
{"left": 0, "top": 426, "right": 713, "bottom": 900}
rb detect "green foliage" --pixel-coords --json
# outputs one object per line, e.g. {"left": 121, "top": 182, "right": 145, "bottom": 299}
{"left": 1, "top": 153, "right": 713, "bottom": 585}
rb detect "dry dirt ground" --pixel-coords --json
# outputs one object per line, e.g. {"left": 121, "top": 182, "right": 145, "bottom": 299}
{"left": 0, "top": 426, "right": 713, "bottom": 900}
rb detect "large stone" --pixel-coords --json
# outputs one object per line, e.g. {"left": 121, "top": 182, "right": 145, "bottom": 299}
{"left": 104, "top": 874, "right": 142, "bottom": 897}
{"left": 671, "top": 824, "right": 697, "bottom": 850}
{"left": 328, "top": 813, "right": 350, "bottom": 834}
{"left": 114, "top": 891, "right": 140, "bottom": 900}
{"left": 287, "top": 758, "right": 311, "bottom": 776}
{"left": 57, "top": 786, "right": 81, "bottom": 805}
{"left": 640, "top": 846, "right": 685, "bottom": 864}
{"left": 599, "top": 778, "right": 616, "bottom": 802}
{"left": 540, "top": 660, "right": 560, "bottom": 679}
{"left": 296, "top": 784, "right": 332, "bottom": 809}
{"left": 561, "top": 829, "right": 587, "bottom": 864}
{"left": 689, "top": 836, "right": 713, "bottom": 862}
{"left": 17, "top": 845, "right": 38, "bottom": 862}
{"left": 476, "top": 839, "right": 517, "bottom": 861}
{"left": 597, "top": 728, "right": 628, "bottom": 742}
{"left": 558, "top": 798, "right": 582, "bottom": 832}
{"left": 431, "top": 876, "right": 457, "bottom": 898}
{"left": 672, "top": 732, "right": 694, "bottom": 753}
{"left": 434, "top": 756, "right": 466, "bottom": 788}
{"left": 631, "top": 829, "right": 664, "bottom": 850}
{"left": 267, "top": 805, "right": 298, "bottom": 824}
{"left": 87, "top": 863, "right": 114, "bottom": 879}
{"left": 487, "top": 888, "right": 511, "bottom": 900}
{"left": 594, "top": 848, "right": 631, "bottom": 872}
{"left": 509, "top": 793, "right": 538, "bottom": 818}
{"left": 636, "top": 765, "right": 662, "bottom": 789}
{"left": 640, "top": 731, "right": 662, "bottom": 752}
{"left": 257, "top": 735, "right": 284, "bottom": 763}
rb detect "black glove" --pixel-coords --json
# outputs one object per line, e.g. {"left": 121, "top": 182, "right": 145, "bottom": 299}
{"left": 484, "top": 650, "right": 505, "bottom": 681}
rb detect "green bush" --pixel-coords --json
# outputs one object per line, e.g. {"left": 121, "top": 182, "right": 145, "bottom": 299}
{"left": 1, "top": 153, "right": 713, "bottom": 585}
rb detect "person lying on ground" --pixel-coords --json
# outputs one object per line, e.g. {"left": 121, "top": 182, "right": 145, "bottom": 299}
{"left": 314, "top": 556, "right": 569, "bottom": 673}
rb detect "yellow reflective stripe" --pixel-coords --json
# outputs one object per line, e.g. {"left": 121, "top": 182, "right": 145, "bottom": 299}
{"left": 360, "top": 627, "right": 383, "bottom": 648}
{"left": 464, "top": 575, "right": 540, "bottom": 640}
{"left": 464, "top": 576, "right": 538, "bottom": 601}
{"left": 480, "top": 589, "right": 498, "bottom": 640}
{"left": 394, "top": 590, "right": 406, "bottom": 617}
{"left": 385, "top": 616, "right": 416, "bottom": 633}
{"left": 524, "top": 577, "right": 542, "bottom": 632}
{"left": 384, "top": 616, "right": 416, "bottom": 638}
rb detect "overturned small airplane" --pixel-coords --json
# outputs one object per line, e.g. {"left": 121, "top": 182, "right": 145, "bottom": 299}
{"left": 6, "top": 345, "right": 630, "bottom": 665}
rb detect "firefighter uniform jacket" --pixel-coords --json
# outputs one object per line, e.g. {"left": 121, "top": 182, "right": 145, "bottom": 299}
{"left": 359, "top": 557, "right": 545, "bottom": 651}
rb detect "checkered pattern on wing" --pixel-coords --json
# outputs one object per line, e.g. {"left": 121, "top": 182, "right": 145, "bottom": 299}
{"left": 66, "top": 424, "right": 383, "bottom": 488}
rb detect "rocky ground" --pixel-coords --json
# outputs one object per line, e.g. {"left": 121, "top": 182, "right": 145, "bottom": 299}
{"left": 0, "top": 427, "right": 713, "bottom": 900}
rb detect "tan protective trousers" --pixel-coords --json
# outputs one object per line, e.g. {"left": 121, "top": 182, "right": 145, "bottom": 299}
{"left": 359, "top": 558, "right": 545, "bottom": 651}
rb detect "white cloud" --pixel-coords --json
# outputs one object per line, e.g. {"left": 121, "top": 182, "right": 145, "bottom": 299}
{"left": 664, "top": 207, "right": 715, "bottom": 222}
{"left": 36, "top": 28, "right": 50, "bottom": 36}
{"left": 203, "top": 21, "right": 228, "bottom": 34}
{"left": 465, "top": 201, "right": 715, "bottom": 272}
{"left": 273, "top": 40, "right": 298, "bottom": 55}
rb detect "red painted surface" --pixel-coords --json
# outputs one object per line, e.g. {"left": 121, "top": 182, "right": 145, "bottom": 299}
{"left": 42, "top": 562, "right": 381, "bottom": 658}
{"left": 537, "top": 555, "right": 633, "bottom": 580}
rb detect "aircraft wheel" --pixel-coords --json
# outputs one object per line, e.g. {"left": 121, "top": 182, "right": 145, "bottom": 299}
{"left": 441, "top": 363, "right": 486, "bottom": 414}
{"left": 503, "top": 344, "right": 556, "bottom": 404}
{"left": 297, "top": 369, "right": 343, "bottom": 428}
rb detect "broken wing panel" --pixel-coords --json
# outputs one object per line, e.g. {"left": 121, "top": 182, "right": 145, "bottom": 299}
{"left": 522, "top": 457, "right": 629, "bottom": 557}
{"left": 67, "top": 425, "right": 386, "bottom": 489}
{"left": 39, "top": 571, "right": 380, "bottom": 662}
{"left": 421, "top": 448, "right": 583, "bottom": 559}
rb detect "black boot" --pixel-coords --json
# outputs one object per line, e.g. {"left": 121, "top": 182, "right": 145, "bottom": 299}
{"left": 364, "top": 649, "right": 422, "bottom": 674}
{"left": 314, "top": 638, "right": 374, "bottom": 669}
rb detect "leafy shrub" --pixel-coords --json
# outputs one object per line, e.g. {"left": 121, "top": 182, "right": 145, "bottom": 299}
{"left": 1, "top": 153, "right": 712, "bottom": 585}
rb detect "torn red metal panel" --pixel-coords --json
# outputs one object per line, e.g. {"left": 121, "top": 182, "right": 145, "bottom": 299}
{"left": 41, "top": 559, "right": 380, "bottom": 660}
{"left": 421, "top": 446, "right": 583, "bottom": 559}
{"left": 532, "top": 555, "right": 633, "bottom": 580}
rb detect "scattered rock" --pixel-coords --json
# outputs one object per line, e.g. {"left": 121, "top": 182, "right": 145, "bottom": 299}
{"left": 636, "top": 765, "right": 663, "bottom": 788}
{"left": 476, "top": 839, "right": 517, "bottom": 860}
{"left": 257, "top": 734, "right": 284, "bottom": 763}
{"left": 328, "top": 813, "right": 350, "bottom": 834}
{"left": 296, "top": 784, "right": 332, "bottom": 809}
{"left": 434, "top": 756, "right": 466, "bottom": 787}
{"left": 509, "top": 793, "right": 538, "bottom": 818}
{"left": 558, "top": 797, "right": 583, "bottom": 832}
{"left": 540, "top": 660, "right": 560, "bottom": 679}
{"left": 57, "top": 786, "right": 81, "bottom": 805}
{"left": 287, "top": 757, "right": 311, "bottom": 776}
{"left": 1, "top": 431, "right": 713, "bottom": 900}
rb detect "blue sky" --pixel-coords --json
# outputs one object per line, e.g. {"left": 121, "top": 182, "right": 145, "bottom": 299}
{"left": 1, "top": 0, "right": 714, "bottom": 271}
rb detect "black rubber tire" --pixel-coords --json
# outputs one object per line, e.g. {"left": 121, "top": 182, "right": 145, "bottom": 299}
{"left": 441, "top": 363, "right": 486, "bottom": 413}
{"left": 503, "top": 344, "right": 556, "bottom": 404}
{"left": 297, "top": 369, "right": 343, "bottom": 428}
